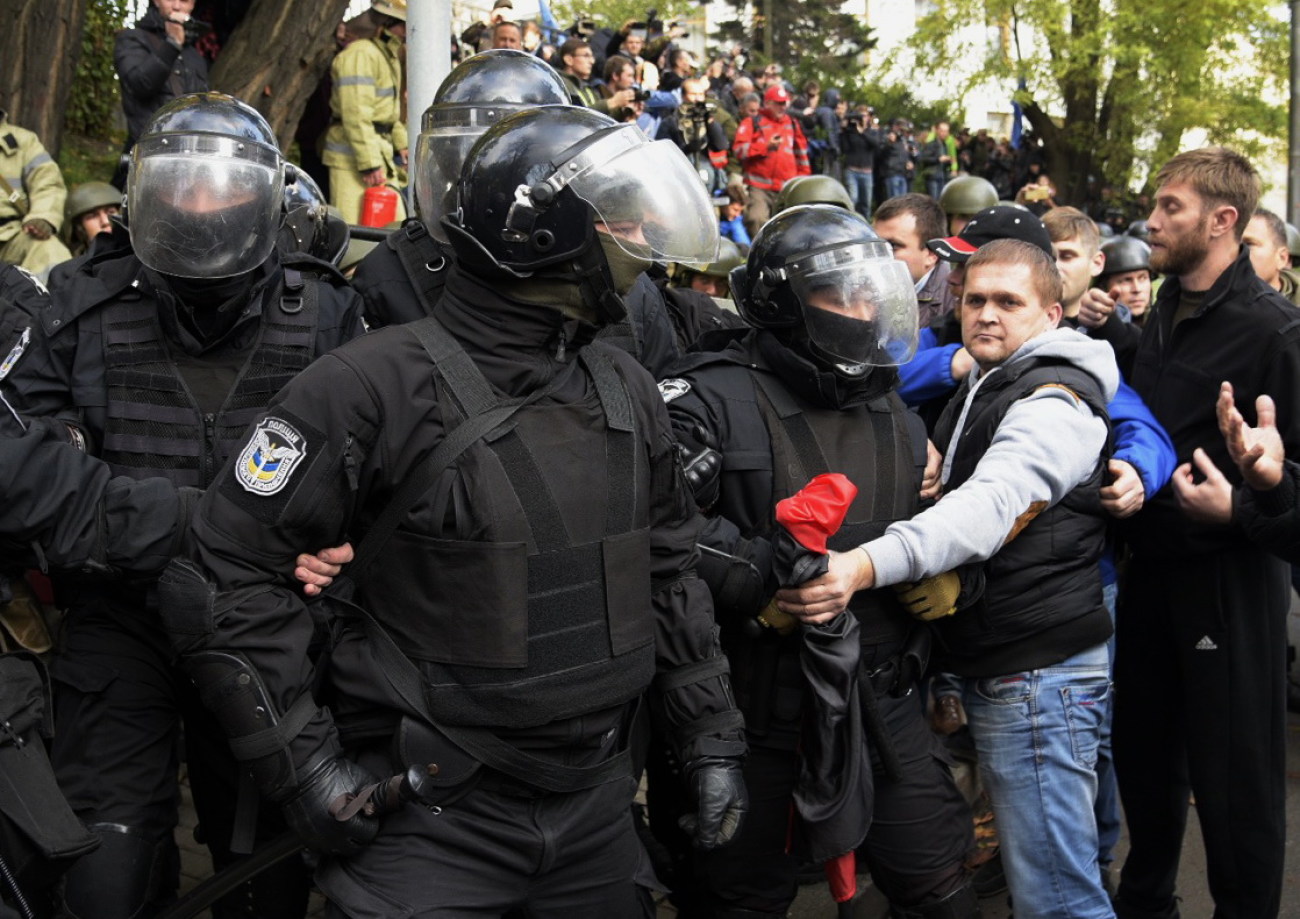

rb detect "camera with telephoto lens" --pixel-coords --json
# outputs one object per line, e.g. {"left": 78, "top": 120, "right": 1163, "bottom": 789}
{"left": 182, "top": 16, "right": 212, "bottom": 43}
{"left": 631, "top": 85, "right": 651, "bottom": 103}
{"left": 684, "top": 101, "right": 714, "bottom": 123}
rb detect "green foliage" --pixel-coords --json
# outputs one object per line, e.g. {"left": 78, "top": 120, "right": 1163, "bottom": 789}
{"left": 66, "top": 0, "right": 132, "bottom": 140}
{"left": 57, "top": 133, "right": 123, "bottom": 189}
{"left": 547, "top": 0, "right": 698, "bottom": 38}
{"left": 710, "top": 0, "right": 877, "bottom": 83}
{"left": 833, "top": 76, "right": 960, "bottom": 128}
{"left": 901, "top": 0, "right": 1288, "bottom": 198}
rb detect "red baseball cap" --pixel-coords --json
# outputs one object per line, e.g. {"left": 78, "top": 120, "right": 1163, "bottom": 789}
{"left": 764, "top": 84, "right": 790, "bottom": 104}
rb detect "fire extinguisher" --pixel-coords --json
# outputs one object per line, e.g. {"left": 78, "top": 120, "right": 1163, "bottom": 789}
{"left": 361, "top": 184, "right": 399, "bottom": 227}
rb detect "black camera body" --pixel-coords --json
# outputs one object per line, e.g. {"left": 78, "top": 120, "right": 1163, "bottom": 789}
{"left": 631, "top": 85, "right": 651, "bottom": 103}
{"left": 182, "top": 16, "right": 212, "bottom": 44}
{"left": 684, "top": 101, "right": 715, "bottom": 123}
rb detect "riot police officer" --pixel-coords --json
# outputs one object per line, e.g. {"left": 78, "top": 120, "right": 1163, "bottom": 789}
{"left": 0, "top": 92, "right": 365, "bottom": 919}
{"left": 156, "top": 105, "right": 748, "bottom": 917}
{"left": 352, "top": 49, "right": 689, "bottom": 377}
{"left": 657, "top": 205, "right": 978, "bottom": 917}
{"left": 352, "top": 49, "right": 570, "bottom": 329}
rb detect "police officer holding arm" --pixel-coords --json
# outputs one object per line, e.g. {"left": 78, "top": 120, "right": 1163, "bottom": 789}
{"left": 158, "top": 106, "right": 747, "bottom": 916}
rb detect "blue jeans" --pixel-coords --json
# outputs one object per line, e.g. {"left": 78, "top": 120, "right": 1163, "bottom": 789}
{"left": 1095, "top": 582, "right": 1120, "bottom": 870}
{"left": 926, "top": 174, "right": 949, "bottom": 200}
{"left": 884, "top": 174, "right": 909, "bottom": 200}
{"left": 845, "top": 168, "right": 874, "bottom": 219}
{"left": 963, "top": 643, "right": 1115, "bottom": 919}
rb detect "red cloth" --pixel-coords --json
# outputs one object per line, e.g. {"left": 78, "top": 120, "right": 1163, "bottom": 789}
{"left": 825, "top": 852, "right": 857, "bottom": 902}
{"left": 774, "top": 473, "right": 858, "bottom": 554}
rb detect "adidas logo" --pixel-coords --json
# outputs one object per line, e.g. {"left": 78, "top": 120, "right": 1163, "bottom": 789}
{"left": 1195, "top": 635, "right": 1218, "bottom": 651}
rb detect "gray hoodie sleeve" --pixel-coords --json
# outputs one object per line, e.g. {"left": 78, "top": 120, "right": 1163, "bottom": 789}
{"left": 863, "top": 385, "right": 1108, "bottom": 586}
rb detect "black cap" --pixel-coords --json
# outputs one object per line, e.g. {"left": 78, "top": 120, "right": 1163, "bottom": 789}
{"left": 927, "top": 205, "right": 1053, "bottom": 263}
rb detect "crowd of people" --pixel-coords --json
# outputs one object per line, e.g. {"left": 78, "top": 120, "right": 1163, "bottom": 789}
{"left": 1, "top": 2, "right": 1299, "bottom": 919}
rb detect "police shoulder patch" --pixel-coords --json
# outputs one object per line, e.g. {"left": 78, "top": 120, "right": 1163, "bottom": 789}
{"left": 658, "top": 378, "right": 691, "bottom": 403}
{"left": 236, "top": 417, "right": 308, "bottom": 496}
{"left": 0, "top": 327, "right": 30, "bottom": 382}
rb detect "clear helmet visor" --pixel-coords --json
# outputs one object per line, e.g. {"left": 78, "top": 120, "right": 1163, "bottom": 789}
{"left": 128, "top": 135, "right": 283, "bottom": 278}
{"left": 560, "top": 127, "right": 720, "bottom": 265}
{"left": 414, "top": 104, "right": 532, "bottom": 242}
{"left": 789, "top": 254, "right": 919, "bottom": 367}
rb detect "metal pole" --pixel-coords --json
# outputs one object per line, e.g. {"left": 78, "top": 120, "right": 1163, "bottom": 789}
{"left": 1290, "top": 0, "right": 1300, "bottom": 223}
{"left": 407, "top": 0, "right": 453, "bottom": 160}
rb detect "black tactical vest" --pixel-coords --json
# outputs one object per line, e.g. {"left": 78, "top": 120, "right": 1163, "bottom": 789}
{"left": 932, "top": 356, "right": 1111, "bottom": 672}
{"left": 98, "top": 270, "right": 320, "bottom": 487}
{"left": 361, "top": 318, "right": 656, "bottom": 730}
{"left": 749, "top": 369, "right": 920, "bottom": 644}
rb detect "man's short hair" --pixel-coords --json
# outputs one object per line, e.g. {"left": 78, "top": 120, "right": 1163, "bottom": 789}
{"left": 965, "top": 238, "right": 1063, "bottom": 308}
{"left": 740, "top": 92, "right": 760, "bottom": 107}
{"left": 491, "top": 20, "right": 520, "bottom": 40}
{"left": 1043, "top": 206, "right": 1100, "bottom": 255}
{"left": 558, "top": 37, "right": 589, "bottom": 63}
{"left": 604, "top": 54, "right": 633, "bottom": 82}
{"left": 732, "top": 76, "right": 753, "bottom": 94}
{"left": 1252, "top": 207, "right": 1289, "bottom": 249}
{"left": 1154, "top": 146, "right": 1260, "bottom": 239}
{"left": 873, "top": 193, "right": 945, "bottom": 247}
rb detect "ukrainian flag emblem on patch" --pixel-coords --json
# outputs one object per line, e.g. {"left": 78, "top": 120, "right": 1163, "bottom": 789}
{"left": 235, "top": 417, "right": 307, "bottom": 496}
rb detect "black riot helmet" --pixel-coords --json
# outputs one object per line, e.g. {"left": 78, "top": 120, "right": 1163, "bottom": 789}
{"left": 413, "top": 50, "right": 571, "bottom": 243}
{"left": 446, "top": 106, "right": 718, "bottom": 318}
{"left": 282, "top": 165, "right": 326, "bottom": 212}
{"left": 276, "top": 164, "right": 349, "bottom": 265}
{"left": 127, "top": 92, "right": 284, "bottom": 279}
{"left": 732, "top": 204, "right": 918, "bottom": 374}
{"left": 1127, "top": 219, "right": 1150, "bottom": 242}
{"left": 1099, "top": 235, "right": 1152, "bottom": 279}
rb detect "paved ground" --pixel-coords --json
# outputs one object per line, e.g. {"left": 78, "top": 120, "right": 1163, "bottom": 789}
{"left": 175, "top": 600, "right": 1300, "bottom": 918}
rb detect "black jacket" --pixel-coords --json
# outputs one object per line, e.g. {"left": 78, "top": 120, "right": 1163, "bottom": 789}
{"left": 114, "top": 5, "right": 210, "bottom": 147}
{"left": 1126, "top": 245, "right": 1300, "bottom": 558}
{"left": 164, "top": 266, "right": 743, "bottom": 779}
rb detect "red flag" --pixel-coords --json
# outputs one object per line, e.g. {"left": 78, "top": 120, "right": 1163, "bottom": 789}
{"left": 774, "top": 473, "right": 858, "bottom": 554}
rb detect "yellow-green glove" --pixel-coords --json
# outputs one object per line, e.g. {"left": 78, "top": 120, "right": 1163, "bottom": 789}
{"left": 893, "top": 571, "right": 961, "bottom": 621}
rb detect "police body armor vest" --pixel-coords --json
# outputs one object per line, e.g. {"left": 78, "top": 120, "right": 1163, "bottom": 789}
{"left": 98, "top": 270, "right": 320, "bottom": 487}
{"left": 749, "top": 370, "right": 920, "bottom": 645}
{"left": 360, "top": 319, "right": 656, "bottom": 731}
{"left": 932, "top": 356, "right": 1110, "bottom": 670}
{"left": 387, "top": 220, "right": 448, "bottom": 321}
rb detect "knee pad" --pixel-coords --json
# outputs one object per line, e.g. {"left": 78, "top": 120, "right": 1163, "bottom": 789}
{"left": 61, "top": 823, "right": 177, "bottom": 919}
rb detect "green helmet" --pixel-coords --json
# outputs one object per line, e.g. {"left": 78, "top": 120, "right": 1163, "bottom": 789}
{"left": 696, "top": 238, "right": 745, "bottom": 279}
{"left": 774, "top": 175, "right": 853, "bottom": 214}
{"left": 64, "top": 181, "right": 122, "bottom": 223}
{"left": 1286, "top": 222, "right": 1300, "bottom": 260}
{"left": 938, "top": 175, "right": 998, "bottom": 216}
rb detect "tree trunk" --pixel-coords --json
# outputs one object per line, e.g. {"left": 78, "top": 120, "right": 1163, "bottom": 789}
{"left": 209, "top": 0, "right": 353, "bottom": 152}
{"left": 0, "top": 0, "right": 90, "bottom": 157}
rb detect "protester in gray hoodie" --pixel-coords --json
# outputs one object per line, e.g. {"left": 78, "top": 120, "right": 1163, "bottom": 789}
{"left": 778, "top": 238, "right": 1121, "bottom": 919}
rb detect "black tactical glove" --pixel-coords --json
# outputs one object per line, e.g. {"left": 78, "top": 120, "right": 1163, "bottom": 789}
{"left": 281, "top": 752, "right": 381, "bottom": 856}
{"left": 678, "top": 756, "right": 747, "bottom": 850}
{"left": 676, "top": 423, "right": 722, "bottom": 510}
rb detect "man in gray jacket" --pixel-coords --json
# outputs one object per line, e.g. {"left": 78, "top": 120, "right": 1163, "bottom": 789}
{"left": 779, "top": 237, "right": 1120, "bottom": 918}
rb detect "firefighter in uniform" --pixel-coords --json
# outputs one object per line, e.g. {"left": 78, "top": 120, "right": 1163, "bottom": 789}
{"left": 355, "top": 48, "right": 686, "bottom": 377}
{"left": 0, "top": 110, "right": 72, "bottom": 280}
{"left": 0, "top": 93, "right": 365, "bottom": 919}
{"left": 324, "top": 0, "right": 409, "bottom": 224}
{"left": 156, "top": 105, "right": 748, "bottom": 917}
{"left": 657, "top": 205, "right": 978, "bottom": 917}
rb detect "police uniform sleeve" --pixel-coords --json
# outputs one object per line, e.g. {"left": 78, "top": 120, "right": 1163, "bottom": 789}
{"left": 158, "top": 351, "right": 379, "bottom": 803}
{"left": 664, "top": 376, "right": 775, "bottom": 623}
{"left": 0, "top": 417, "right": 192, "bottom": 574}
{"left": 643, "top": 389, "right": 746, "bottom": 764}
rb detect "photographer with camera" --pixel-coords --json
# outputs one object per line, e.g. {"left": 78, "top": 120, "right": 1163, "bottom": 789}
{"left": 112, "top": 0, "right": 210, "bottom": 189}
{"left": 842, "top": 103, "right": 881, "bottom": 218}
{"left": 878, "top": 118, "right": 916, "bottom": 202}
{"left": 601, "top": 54, "right": 647, "bottom": 122}
{"left": 658, "top": 76, "right": 733, "bottom": 197}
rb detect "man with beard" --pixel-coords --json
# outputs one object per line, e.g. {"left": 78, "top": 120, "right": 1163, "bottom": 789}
{"left": 1109, "top": 147, "right": 1300, "bottom": 919}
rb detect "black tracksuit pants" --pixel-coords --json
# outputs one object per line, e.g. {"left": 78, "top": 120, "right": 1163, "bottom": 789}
{"left": 1113, "top": 547, "right": 1289, "bottom": 918}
